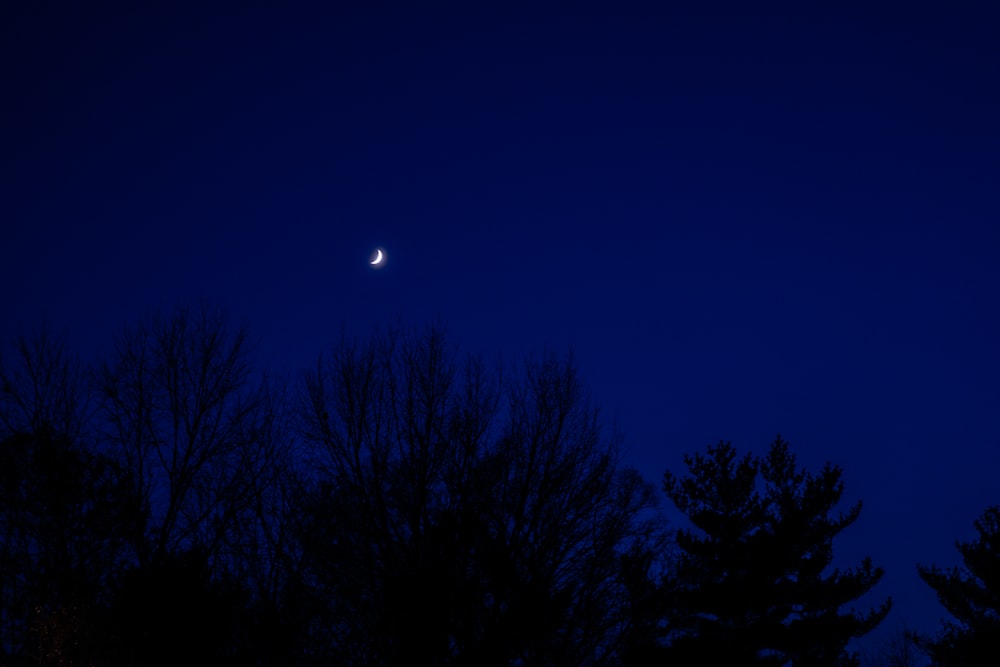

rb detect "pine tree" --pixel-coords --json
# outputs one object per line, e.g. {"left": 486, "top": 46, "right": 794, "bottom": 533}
{"left": 913, "top": 505, "right": 1000, "bottom": 666}
{"left": 660, "top": 436, "right": 890, "bottom": 666}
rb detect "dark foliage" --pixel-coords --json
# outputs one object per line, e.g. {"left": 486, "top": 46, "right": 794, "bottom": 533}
{"left": 296, "top": 324, "right": 660, "bottom": 666}
{"left": 1, "top": 314, "right": 905, "bottom": 666}
{"left": 0, "top": 428, "right": 137, "bottom": 665}
{"left": 913, "top": 506, "right": 1000, "bottom": 666}
{"left": 659, "top": 436, "right": 891, "bottom": 666}
{"left": 100, "top": 548, "right": 247, "bottom": 667}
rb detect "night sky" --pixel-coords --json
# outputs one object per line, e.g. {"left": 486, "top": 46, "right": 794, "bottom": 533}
{"left": 3, "top": 2, "right": 998, "bottom": 651}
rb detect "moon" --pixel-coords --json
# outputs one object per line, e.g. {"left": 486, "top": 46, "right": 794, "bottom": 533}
{"left": 370, "top": 248, "right": 385, "bottom": 266}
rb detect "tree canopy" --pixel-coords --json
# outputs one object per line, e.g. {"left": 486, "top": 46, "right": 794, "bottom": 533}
{"left": 659, "top": 436, "right": 891, "bottom": 666}
{"left": 0, "top": 311, "right": 919, "bottom": 666}
{"left": 914, "top": 505, "right": 1000, "bottom": 666}
{"left": 296, "top": 324, "right": 659, "bottom": 665}
{"left": 0, "top": 313, "right": 663, "bottom": 665}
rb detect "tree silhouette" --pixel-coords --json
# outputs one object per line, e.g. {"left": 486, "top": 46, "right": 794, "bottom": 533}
{"left": 616, "top": 525, "right": 674, "bottom": 666}
{"left": 913, "top": 505, "right": 1000, "bottom": 666}
{"left": 0, "top": 326, "right": 91, "bottom": 442}
{"left": 659, "top": 436, "right": 890, "bottom": 666}
{"left": 98, "top": 547, "right": 248, "bottom": 667}
{"left": 863, "top": 625, "right": 923, "bottom": 667}
{"left": 94, "top": 306, "right": 306, "bottom": 664}
{"left": 95, "top": 305, "right": 276, "bottom": 568}
{"left": 297, "top": 324, "right": 660, "bottom": 665}
{"left": 0, "top": 332, "right": 138, "bottom": 664}
{"left": 13, "top": 313, "right": 922, "bottom": 665}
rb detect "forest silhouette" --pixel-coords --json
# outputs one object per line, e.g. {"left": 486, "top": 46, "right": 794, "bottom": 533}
{"left": 1, "top": 306, "right": 996, "bottom": 666}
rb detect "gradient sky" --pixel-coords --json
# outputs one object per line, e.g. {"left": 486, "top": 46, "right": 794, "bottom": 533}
{"left": 3, "top": 2, "right": 998, "bottom": 652}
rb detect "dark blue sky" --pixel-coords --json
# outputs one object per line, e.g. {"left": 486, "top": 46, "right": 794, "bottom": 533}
{"left": 3, "top": 2, "right": 999, "bottom": 650}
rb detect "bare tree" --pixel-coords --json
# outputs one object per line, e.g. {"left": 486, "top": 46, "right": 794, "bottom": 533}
{"left": 217, "top": 372, "right": 318, "bottom": 664}
{"left": 0, "top": 326, "right": 90, "bottom": 442}
{"left": 298, "top": 324, "right": 659, "bottom": 666}
{"left": 96, "top": 305, "right": 268, "bottom": 567}
{"left": 0, "top": 329, "right": 134, "bottom": 664}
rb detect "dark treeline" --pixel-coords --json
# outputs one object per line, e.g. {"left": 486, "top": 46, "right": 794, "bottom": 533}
{"left": 0, "top": 306, "right": 996, "bottom": 666}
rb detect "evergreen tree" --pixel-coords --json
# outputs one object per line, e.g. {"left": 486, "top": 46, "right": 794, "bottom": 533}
{"left": 660, "top": 436, "right": 890, "bottom": 666}
{"left": 913, "top": 505, "right": 1000, "bottom": 666}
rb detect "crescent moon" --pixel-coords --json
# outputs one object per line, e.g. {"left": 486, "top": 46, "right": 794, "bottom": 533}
{"left": 370, "top": 248, "right": 384, "bottom": 265}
